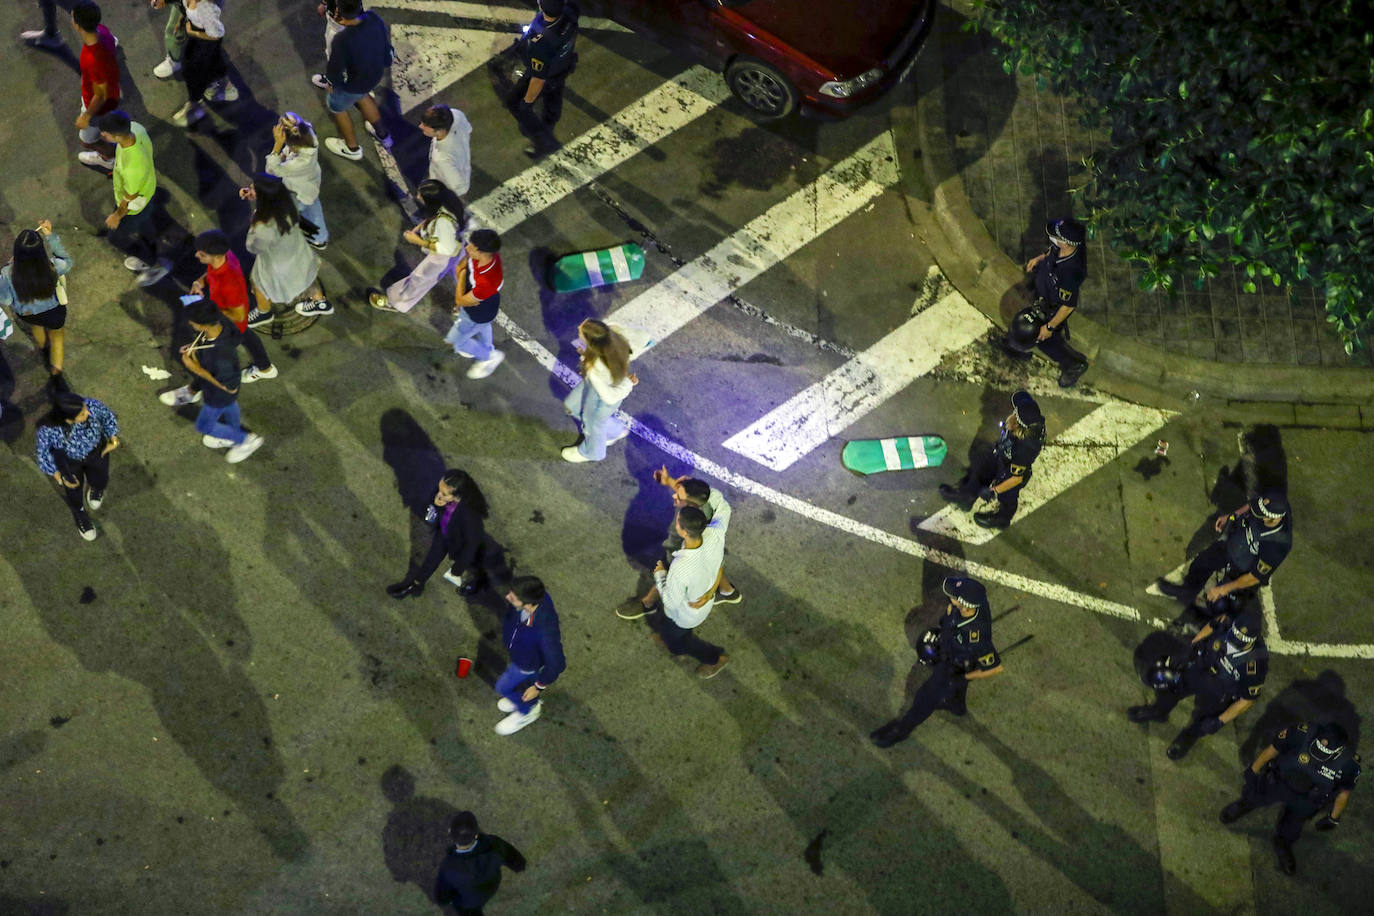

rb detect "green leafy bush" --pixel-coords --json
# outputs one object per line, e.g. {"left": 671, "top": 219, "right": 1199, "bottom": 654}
{"left": 968, "top": 0, "right": 1374, "bottom": 354}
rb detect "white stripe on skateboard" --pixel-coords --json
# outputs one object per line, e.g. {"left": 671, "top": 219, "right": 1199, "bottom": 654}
{"left": 603, "top": 131, "right": 901, "bottom": 347}
{"left": 582, "top": 251, "right": 605, "bottom": 287}
{"left": 721, "top": 290, "right": 990, "bottom": 472}
{"left": 907, "top": 437, "right": 931, "bottom": 467}
{"left": 469, "top": 67, "right": 731, "bottom": 234}
{"left": 608, "top": 245, "right": 632, "bottom": 282}
{"left": 880, "top": 438, "right": 902, "bottom": 471}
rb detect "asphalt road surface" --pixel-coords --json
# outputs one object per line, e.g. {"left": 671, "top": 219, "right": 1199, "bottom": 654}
{"left": 2, "top": 2, "right": 1372, "bottom": 914}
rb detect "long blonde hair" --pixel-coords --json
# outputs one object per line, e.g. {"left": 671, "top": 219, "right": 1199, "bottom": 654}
{"left": 579, "top": 319, "right": 630, "bottom": 384}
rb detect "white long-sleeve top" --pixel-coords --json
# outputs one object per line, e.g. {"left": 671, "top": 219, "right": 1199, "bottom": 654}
{"left": 582, "top": 322, "right": 652, "bottom": 405}
{"left": 265, "top": 145, "right": 323, "bottom": 207}
{"left": 185, "top": 0, "right": 225, "bottom": 39}
{"left": 428, "top": 108, "right": 473, "bottom": 197}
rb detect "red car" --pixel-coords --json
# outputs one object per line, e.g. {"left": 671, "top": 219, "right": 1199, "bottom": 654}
{"left": 588, "top": 0, "right": 935, "bottom": 119}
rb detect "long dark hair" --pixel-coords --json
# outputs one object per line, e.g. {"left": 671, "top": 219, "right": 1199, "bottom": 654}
{"left": 42, "top": 391, "right": 87, "bottom": 427}
{"left": 441, "top": 468, "right": 489, "bottom": 519}
{"left": 416, "top": 179, "right": 467, "bottom": 229}
{"left": 9, "top": 230, "right": 58, "bottom": 303}
{"left": 250, "top": 173, "right": 319, "bottom": 238}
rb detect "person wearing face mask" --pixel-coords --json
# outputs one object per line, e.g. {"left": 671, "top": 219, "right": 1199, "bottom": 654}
{"left": 1221, "top": 721, "right": 1361, "bottom": 876}
{"left": 870, "top": 576, "right": 1004, "bottom": 748}
{"left": 937, "top": 389, "right": 1046, "bottom": 529}
{"left": 1128, "top": 606, "right": 1268, "bottom": 760}
{"left": 386, "top": 469, "right": 489, "bottom": 600}
{"left": 490, "top": 576, "right": 565, "bottom": 736}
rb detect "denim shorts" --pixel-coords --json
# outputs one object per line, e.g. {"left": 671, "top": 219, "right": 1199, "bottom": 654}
{"left": 326, "top": 87, "right": 370, "bottom": 113}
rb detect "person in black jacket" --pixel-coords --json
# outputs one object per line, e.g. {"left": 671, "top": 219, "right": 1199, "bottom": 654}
{"left": 492, "top": 576, "right": 566, "bottom": 736}
{"left": 387, "top": 469, "right": 488, "bottom": 599}
{"left": 433, "top": 811, "right": 526, "bottom": 914}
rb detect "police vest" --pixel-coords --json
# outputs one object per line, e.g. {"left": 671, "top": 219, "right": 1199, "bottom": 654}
{"left": 1278, "top": 736, "right": 1355, "bottom": 804}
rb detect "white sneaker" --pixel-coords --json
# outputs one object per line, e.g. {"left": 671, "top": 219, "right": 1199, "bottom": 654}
{"left": 497, "top": 697, "right": 518, "bottom": 713}
{"left": 76, "top": 515, "right": 98, "bottom": 541}
{"left": 202, "top": 434, "right": 235, "bottom": 448}
{"left": 159, "top": 385, "right": 202, "bottom": 407}
{"left": 153, "top": 55, "right": 180, "bottom": 79}
{"left": 606, "top": 428, "right": 630, "bottom": 446}
{"left": 204, "top": 79, "right": 239, "bottom": 102}
{"left": 466, "top": 350, "right": 505, "bottom": 379}
{"left": 123, "top": 255, "right": 151, "bottom": 272}
{"left": 241, "top": 365, "right": 279, "bottom": 383}
{"left": 324, "top": 137, "right": 364, "bottom": 161}
{"left": 226, "top": 433, "right": 265, "bottom": 464}
{"left": 136, "top": 262, "right": 170, "bottom": 287}
{"left": 78, "top": 151, "right": 116, "bottom": 170}
{"left": 560, "top": 445, "right": 593, "bottom": 463}
{"left": 21, "top": 29, "right": 64, "bottom": 49}
{"left": 171, "top": 101, "right": 204, "bottom": 127}
{"left": 442, "top": 567, "right": 466, "bottom": 588}
{"left": 495, "top": 701, "right": 541, "bottom": 736}
{"left": 87, "top": 488, "right": 105, "bottom": 510}
{"left": 311, "top": 73, "right": 331, "bottom": 90}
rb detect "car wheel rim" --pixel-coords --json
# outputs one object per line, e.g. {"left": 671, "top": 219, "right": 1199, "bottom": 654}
{"left": 736, "top": 70, "right": 786, "bottom": 114}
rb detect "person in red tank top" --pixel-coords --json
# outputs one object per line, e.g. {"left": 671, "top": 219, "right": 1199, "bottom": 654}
{"left": 191, "top": 231, "right": 279, "bottom": 383}
{"left": 71, "top": 2, "right": 120, "bottom": 166}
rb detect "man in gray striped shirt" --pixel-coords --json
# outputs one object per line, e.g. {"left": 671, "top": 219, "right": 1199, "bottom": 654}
{"left": 648, "top": 506, "right": 730, "bottom": 678}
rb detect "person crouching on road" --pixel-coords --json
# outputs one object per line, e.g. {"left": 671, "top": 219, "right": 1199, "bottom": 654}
{"left": 492, "top": 576, "right": 566, "bottom": 736}
{"left": 36, "top": 390, "right": 119, "bottom": 541}
{"left": 386, "top": 469, "right": 490, "bottom": 600}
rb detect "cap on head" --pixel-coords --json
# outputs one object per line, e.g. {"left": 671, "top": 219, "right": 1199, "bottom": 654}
{"left": 1011, "top": 390, "right": 1044, "bottom": 428}
{"left": 1254, "top": 492, "right": 1288, "bottom": 520}
{"left": 450, "top": 811, "right": 479, "bottom": 845}
{"left": 539, "top": 0, "right": 566, "bottom": 16}
{"left": 1045, "top": 218, "right": 1086, "bottom": 246}
{"left": 1225, "top": 608, "right": 1262, "bottom": 650}
{"left": 942, "top": 576, "right": 987, "bottom": 609}
{"left": 1312, "top": 723, "right": 1349, "bottom": 760}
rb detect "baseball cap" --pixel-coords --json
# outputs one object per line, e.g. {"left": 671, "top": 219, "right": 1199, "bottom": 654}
{"left": 942, "top": 576, "right": 987, "bottom": 609}
{"left": 539, "top": 0, "right": 566, "bottom": 16}
{"left": 1254, "top": 492, "right": 1288, "bottom": 520}
{"left": 1225, "top": 608, "right": 1262, "bottom": 651}
{"left": 1011, "top": 390, "right": 1044, "bottom": 427}
{"left": 1045, "top": 218, "right": 1086, "bottom": 246}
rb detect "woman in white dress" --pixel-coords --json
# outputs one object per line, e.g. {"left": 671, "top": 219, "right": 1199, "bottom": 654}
{"left": 369, "top": 179, "right": 467, "bottom": 313}
{"left": 240, "top": 173, "right": 332, "bottom": 324}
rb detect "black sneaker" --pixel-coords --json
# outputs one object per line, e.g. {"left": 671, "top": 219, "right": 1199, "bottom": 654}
{"left": 1272, "top": 836, "right": 1297, "bottom": 875}
{"left": 75, "top": 513, "right": 98, "bottom": 541}
{"left": 1219, "top": 801, "right": 1251, "bottom": 824}
{"left": 294, "top": 299, "right": 334, "bottom": 317}
{"left": 87, "top": 488, "right": 105, "bottom": 511}
{"left": 246, "top": 307, "right": 274, "bottom": 328}
{"left": 1166, "top": 733, "right": 1197, "bottom": 760}
{"left": 714, "top": 589, "right": 743, "bottom": 606}
{"left": 973, "top": 511, "right": 1009, "bottom": 529}
{"left": 869, "top": 723, "right": 907, "bottom": 749}
{"left": 1127, "top": 705, "right": 1164, "bottom": 724}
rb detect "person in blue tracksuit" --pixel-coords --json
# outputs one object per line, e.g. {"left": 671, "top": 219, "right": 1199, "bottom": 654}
{"left": 493, "top": 576, "right": 566, "bottom": 736}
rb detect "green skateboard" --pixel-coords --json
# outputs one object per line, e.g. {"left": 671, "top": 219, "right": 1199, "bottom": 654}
{"left": 549, "top": 242, "right": 646, "bottom": 293}
{"left": 842, "top": 435, "right": 947, "bottom": 475}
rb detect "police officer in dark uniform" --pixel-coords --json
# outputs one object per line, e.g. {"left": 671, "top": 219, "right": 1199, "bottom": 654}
{"left": 938, "top": 390, "right": 1046, "bottom": 529}
{"left": 1221, "top": 721, "right": 1360, "bottom": 875}
{"left": 506, "top": 0, "right": 578, "bottom": 158}
{"left": 1004, "top": 217, "right": 1090, "bottom": 388}
{"left": 1127, "top": 607, "right": 1267, "bottom": 760}
{"left": 1157, "top": 492, "right": 1292, "bottom": 625}
{"left": 870, "top": 576, "right": 1004, "bottom": 748}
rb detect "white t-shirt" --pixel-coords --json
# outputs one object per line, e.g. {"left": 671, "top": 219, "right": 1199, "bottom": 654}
{"left": 422, "top": 207, "right": 464, "bottom": 259}
{"left": 185, "top": 0, "right": 225, "bottom": 38}
{"left": 428, "top": 109, "right": 473, "bottom": 197}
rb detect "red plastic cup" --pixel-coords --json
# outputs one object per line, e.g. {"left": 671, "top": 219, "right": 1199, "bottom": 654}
{"left": 456, "top": 657, "right": 472, "bottom": 679}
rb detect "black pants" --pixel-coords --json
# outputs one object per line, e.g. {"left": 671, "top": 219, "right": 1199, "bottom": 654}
{"left": 183, "top": 36, "right": 226, "bottom": 104}
{"left": 412, "top": 527, "right": 483, "bottom": 586}
{"left": 882, "top": 662, "right": 968, "bottom": 741}
{"left": 1235, "top": 769, "right": 1324, "bottom": 845}
{"left": 505, "top": 67, "right": 571, "bottom": 152}
{"left": 1143, "top": 670, "right": 1232, "bottom": 737}
{"left": 951, "top": 447, "right": 1025, "bottom": 524}
{"left": 1035, "top": 323, "right": 1088, "bottom": 377}
{"left": 107, "top": 202, "right": 160, "bottom": 266}
{"left": 651, "top": 613, "right": 723, "bottom": 666}
{"left": 57, "top": 449, "right": 110, "bottom": 518}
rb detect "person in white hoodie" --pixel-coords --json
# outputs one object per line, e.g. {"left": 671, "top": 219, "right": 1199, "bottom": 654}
{"left": 561, "top": 318, "right": 651, "bottom": 463}
{"left": 265, "top": 113, "right": 328, "bottom": 249}
{"left": 420, "top": 104, "right": 472, "bottom": 198}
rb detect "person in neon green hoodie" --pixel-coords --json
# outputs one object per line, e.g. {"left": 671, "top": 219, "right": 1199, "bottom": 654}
{"left": 95, "top": 109, "right": 168, "bottom": 287}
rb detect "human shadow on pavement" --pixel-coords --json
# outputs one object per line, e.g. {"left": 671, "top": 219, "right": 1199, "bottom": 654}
{"left": 12, "top": 456, "right": 309, "bottom": 863}
{"left": 380, "top": 764, "right": 462, "bottom": 908}
{"left": 959, "top": 720, "right": 1216, "bottom": 915}
{"left": 618, "top": 425, "right": 678, "bottom": 575}
{"left": 534, "top": 694, "right": 754, "bottom": 914}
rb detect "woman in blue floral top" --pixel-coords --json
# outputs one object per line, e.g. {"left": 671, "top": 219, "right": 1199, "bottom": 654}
{"left": 36, "top": 391, "right": 120, "bottom": 541}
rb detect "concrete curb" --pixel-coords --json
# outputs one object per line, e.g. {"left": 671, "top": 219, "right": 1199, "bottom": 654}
{"left": 906, "top": 16, "right": 1374, "bottom": 407}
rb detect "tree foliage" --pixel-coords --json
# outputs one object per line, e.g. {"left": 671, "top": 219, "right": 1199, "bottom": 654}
{"left": 968, "top": 0, "right": 1374, "bottom": 354}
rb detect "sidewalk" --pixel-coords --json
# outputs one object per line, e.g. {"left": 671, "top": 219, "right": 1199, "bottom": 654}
{"left": 899, "top": 0, "right": 1374, "bottom": 405}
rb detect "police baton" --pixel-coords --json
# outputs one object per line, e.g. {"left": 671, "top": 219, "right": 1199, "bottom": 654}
{"left": 991, "top": 604, "right": 1022, "bottom": 624}
{"left": 998, "top": 634, "right": 1034, "bottom": 656}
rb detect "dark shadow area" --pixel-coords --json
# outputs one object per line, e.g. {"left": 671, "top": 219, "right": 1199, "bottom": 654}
{"left": 898, "top": 534, "right": 967, "bottom": 702}
{"left": 380, "top": 764, "right": 461, "bottom": 908}
{"left": 1241, "top": 671, "right": 1360, "bottom": 765}
{"left": 699, "top": 127, "right": 802, "bottom": 198}
{"left": 381, "top": 408, "right": 448, "bottom": 516}
{"left": 1019, "top": 146, "right": 1072, "bottom": 260}
{"left": 0, "top": 897, "right": 71, "bottom": 916}
{"left": 618, "top": 420, "right": 677, "bottom": 569}
{"left": 937, "top": 7, "right": 1018, "bottom": 173}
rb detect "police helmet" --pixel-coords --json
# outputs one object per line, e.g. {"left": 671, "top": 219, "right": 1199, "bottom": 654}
{"left": 1224, "top": 608, "right": 1262, "bottom": 653}
{"left": 1143, "top": 655, "right": 1183, "bottom": 690}
{"left": 942, "top": 576, "right": 987, "bottom": 609}
{"left": 1254, "top": 491, "right": 1289, "bottom": 520}
{"left": 1006, "top": 306, "right": 1043, "bottom": 352}
{"left": 917, "top": 626, "right": 941, "bottom": 666}
{"left": 1045, "top": 218, "right": 1086, "bottom": 246}
{"left": 1312, "top": 723, "right": 1349, "bottom": 761}
{"left": 1011, "top": 390, "right": 1045, "bottom": 429}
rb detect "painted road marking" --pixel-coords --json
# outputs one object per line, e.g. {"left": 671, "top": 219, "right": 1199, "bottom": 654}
{"left": 371, "top": 0, "right": 630, "bottom": 32}
{"left": 920, "top": 401, "right": 1176, "bottom": 544}
{"left": 603, "top": 131, "right": 901, "bottom": 348}
{"left": 390, "top": 24, "right": 514, "bottom": 114}
{"left": 469, "top": 66, "right": 731, "bottom": 234}
{"left": 722, "top": 289, "right": 989, "bottom": 471}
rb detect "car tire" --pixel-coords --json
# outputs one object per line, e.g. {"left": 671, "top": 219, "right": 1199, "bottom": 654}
{"left": 725, "top": 57, "right": 798, "bottom": 120}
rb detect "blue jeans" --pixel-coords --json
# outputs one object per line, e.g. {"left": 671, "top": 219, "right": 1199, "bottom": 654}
{"left": 194, "top": 401, "right": 246, "bottom": 445}
{"left": 444, "top": 312, "right": 493, "bottom": 360}
{"left": 563, "top": 380, "right": 626, "bottom": 461}
{"left": 296, "top": 196, "right": 329, "bottom": 246}
{"left": 327, "top": 87, "right": 370, "bottom": 114}
{"left": 494, "top": 663, "right": 537, "bottom": 715}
